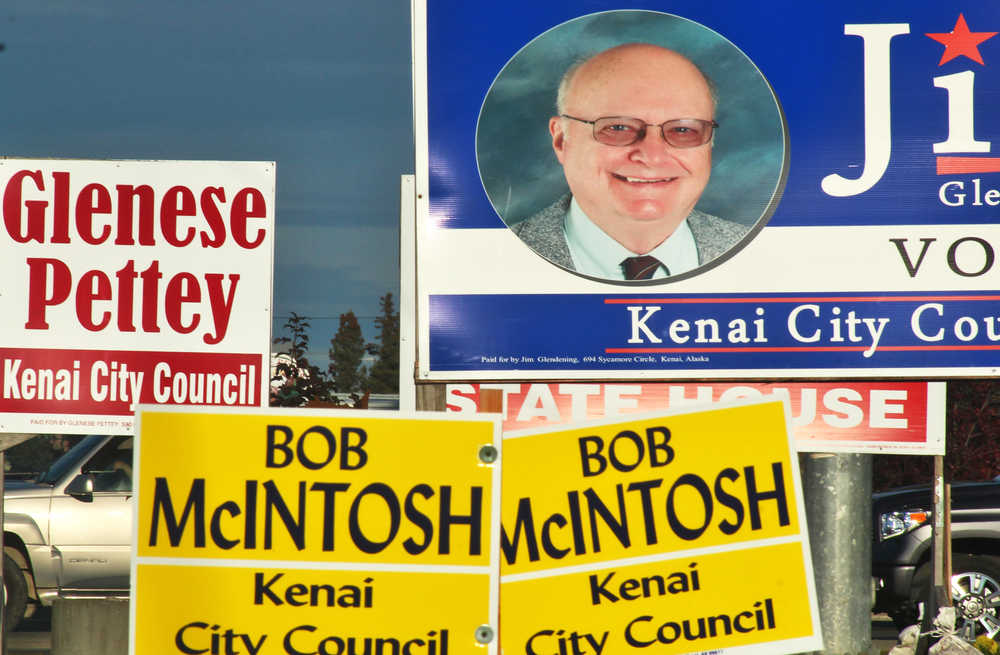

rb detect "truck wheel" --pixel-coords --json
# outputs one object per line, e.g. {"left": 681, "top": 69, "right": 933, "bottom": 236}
{"left": 950, "top": 555, "right": 1000, "bottom": 640}
{"left": 910, "top": 554, "right": 1000, "bottom": 640}
{"left": 3, "top": 554, "right": 27, "bottom": 632}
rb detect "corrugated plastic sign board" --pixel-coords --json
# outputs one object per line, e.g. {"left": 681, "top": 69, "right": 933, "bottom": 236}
{"left": 445, "top": 381, "right": 947, "bottom": 454}
{"left": 499, "top": 398, "right": 822, "bottom": 654}
{"left": 414, "top": 1, "right": 1000, "bottom": 378}
{"left": 131, "top": 407, "right": 502, "bottom": 655}
{"left": 0, "top": 159, "right": 274, "bottom": 432}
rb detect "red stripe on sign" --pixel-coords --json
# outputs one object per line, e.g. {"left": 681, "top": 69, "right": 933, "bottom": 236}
{"left": 936, "top": 156, "right": 1000, "bottom": 175}
{"left": 447, "top": 382, "right": 931, "bottom": 444}
{"left": 606, "top": 345, "right": 1000, "bottom": 353}
{"left": 0, "top": 348, "right": 263, "bottom": 414}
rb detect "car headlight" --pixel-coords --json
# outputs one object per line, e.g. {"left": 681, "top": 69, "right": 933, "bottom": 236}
{"left": 879, "top": 509, "right": 930, "bottom": 541}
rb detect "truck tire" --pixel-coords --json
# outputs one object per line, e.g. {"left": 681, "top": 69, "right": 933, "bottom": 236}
{"left": 906, "top": 554, "right": 1000, "bottom": 639}
{"left": 3, "top": 554, "right": 27, "bottom": 632}
{"left": 950, "top": 554, "right": 1000, "bottom": 639}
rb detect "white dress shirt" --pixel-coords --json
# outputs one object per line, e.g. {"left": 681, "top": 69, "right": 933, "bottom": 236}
{"left": 563, "top": 197, "right": 699, "bottom": 280}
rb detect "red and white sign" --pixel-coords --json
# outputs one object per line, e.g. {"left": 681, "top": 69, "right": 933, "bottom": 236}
{"left": 0, "top": 159, "right": 274, "bottom": 434}
{"left": 446, "top": 381, "right": 945, "bottom": 454}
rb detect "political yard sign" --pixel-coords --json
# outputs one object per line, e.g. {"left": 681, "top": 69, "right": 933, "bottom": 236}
{"left": 0, "top": 159, "right": 274, "bottom": 433}
{"left": 131, "top": 407, "right": 502, "bottom": 655}
{"left": 414, "top": 1, "right": 1000, "bottom": 379}
{"left": 446, "top": 381, "right": 946, "bottom": 454}
{"left": 498, "top": 399, "right": 821, "bottom": 655}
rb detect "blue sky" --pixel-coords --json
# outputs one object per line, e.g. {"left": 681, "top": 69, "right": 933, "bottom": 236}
{"left": 1, "top": 0, "right": 413, "bottom": 364}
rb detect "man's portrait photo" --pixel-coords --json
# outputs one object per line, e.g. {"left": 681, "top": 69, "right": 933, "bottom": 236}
{"left": 477, "top": 11, "right": 787, "bottom": 284}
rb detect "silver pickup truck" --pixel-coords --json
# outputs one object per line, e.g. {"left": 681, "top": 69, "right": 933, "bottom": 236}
{"left": 3, "top": 435, "right": 133, "bottom": 630}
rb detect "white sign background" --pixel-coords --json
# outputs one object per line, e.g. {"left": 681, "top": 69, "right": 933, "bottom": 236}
{"left": 0, "top": 159, "right": 274, "bottom": 433}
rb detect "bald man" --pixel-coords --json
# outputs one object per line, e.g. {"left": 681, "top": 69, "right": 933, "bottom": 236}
{"left": 512, "top": 43, "right": 748, "bottom": 281}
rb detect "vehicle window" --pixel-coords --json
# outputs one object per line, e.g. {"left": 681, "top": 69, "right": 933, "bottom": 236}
{"left": 5, "top": 435, "right": 85, "bottom": 481}
{"left": 81, "top": 436, "right": 134, "bottom": 492}
{"left": 36, "top": 436, "right": 104, "bottom": 485}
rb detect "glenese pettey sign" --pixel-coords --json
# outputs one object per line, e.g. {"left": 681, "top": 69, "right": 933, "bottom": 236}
{"left": 0, "top": 159, "right": 273, "bottom": 433}
{"left": 499, "top": 400, "right": 821, "bottom": 655}
{"left": 131, "top": 407, "right": 501, "bottom": 655}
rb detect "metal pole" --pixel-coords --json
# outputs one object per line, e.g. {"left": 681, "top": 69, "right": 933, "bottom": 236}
{"left": 933, "top": 456, "right": 948, "bottom": 591}
{"left": 944, "top": 482, "right": 952, "bottom": 586}
{"left": 915, "top": 456, "right": 951, "bottom": 655}
{"left": 800, "top": 452, "right": 873, "bottom": 655}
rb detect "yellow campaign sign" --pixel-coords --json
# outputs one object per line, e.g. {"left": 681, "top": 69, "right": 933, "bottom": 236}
{"left": 131, "top": 406, "right": 501, "bottom": 655}
{"left": 499, "top": 399, "right": 822, "bottom": 655}
{"left": 135, "top": 564, "right": 487, "bottom": 655}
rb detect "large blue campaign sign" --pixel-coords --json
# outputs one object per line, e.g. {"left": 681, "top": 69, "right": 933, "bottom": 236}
{"left": 413, "top": 1, "right": 1000, "bottom": 379}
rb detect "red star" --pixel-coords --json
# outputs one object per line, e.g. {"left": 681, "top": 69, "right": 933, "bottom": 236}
{"left": 926, "top": 14, "right": 997, "bottom": 65}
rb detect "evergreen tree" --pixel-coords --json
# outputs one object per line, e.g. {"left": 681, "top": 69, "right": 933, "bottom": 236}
{"left": 329, "top": 310, "right": 367, "bottom": 392}
{"left": 271, "top": 313, "right": 332, "bottom": 406}
{"left": 367, "top": 292, "right": 400, "bottom": 393}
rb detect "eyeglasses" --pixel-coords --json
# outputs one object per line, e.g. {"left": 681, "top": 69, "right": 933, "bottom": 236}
{"left": 561, "top": 114, "right": 718, "bottom": 148}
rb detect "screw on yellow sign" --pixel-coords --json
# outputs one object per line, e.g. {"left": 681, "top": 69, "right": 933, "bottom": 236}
{"left": 131, "top": 407, "right": 501, "bottom": 655}
{"left": 499, "top": 399, "right": 822, "bottom": 655}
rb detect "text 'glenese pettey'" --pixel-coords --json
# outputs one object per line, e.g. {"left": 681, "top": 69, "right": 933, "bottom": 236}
{"left": 3, "top": 168, "right": 269, "bottom": 344}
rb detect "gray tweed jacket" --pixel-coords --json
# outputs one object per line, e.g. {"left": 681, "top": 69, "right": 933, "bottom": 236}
{"left": 510, "top": 194, "right": 749, "bottom": 272}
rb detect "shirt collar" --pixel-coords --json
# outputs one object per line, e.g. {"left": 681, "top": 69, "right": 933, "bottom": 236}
{"left": 564, "top": 196, "right": 699, "bottom": 280}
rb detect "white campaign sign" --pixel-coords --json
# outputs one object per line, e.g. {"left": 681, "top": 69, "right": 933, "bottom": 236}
{"left": 0, "top": 159, "right": 274, "bottom": 433}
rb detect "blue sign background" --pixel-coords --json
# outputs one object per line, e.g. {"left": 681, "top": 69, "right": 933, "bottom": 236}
{"left": 429, "top": 293, "right": 1000, "bottom": 372}
{"left": 420, "top": 1, "right": 1000, "bottom": 376}
{"left": 427, "top": 1, "right": 1000, "bottom": 227}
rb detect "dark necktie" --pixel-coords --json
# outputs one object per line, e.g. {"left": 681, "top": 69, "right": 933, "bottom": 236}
{"left": 622, "top": 255, "right": 666, "bottom": 280}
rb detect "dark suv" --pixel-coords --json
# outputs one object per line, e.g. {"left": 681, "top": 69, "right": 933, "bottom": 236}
{"left": 872, "top": 479, "right": 1000, "bottom": 639}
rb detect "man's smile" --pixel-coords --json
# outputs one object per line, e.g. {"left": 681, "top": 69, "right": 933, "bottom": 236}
{"left": 611, "top": 173, "right": 678, "bottom": 184}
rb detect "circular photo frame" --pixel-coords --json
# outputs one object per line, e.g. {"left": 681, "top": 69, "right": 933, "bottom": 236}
{"left": 476, "top": 10, "right": 788, "bottom": 285}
